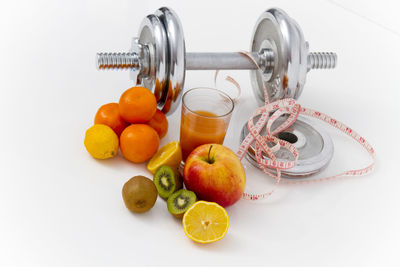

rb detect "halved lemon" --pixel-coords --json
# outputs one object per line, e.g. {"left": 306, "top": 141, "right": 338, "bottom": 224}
{"left": 147, "top": 141, "right": 182, "bottom": 174}
{"left": 182, "top": 201, "right": 229, "bottom": 244}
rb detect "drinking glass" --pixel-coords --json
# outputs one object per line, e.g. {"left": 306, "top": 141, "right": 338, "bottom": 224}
{"left": 180, "top": 87, "right": 234, "bottom": 161}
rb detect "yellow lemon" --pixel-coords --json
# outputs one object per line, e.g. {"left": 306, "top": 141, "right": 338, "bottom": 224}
{"left": 147, "top": 141, "right": 182, "bottom": 174}
{"left": 84, "top": 124, "right": 119, "bottom": 159}
{"left": 182, "top": 201, "right": 229, "bottom": 244}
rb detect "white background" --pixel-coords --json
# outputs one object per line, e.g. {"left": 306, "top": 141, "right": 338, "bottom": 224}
{"left": 1, "top": 0, "right": 399, "bottom": 266}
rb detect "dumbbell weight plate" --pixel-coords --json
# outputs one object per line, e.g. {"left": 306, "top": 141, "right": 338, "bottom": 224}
{"left": 250, "top": 8, "right": 308, "bottom": 105}
{"left": 240, "top": 115, "right": 334, "bottom": 178}
{"left": 138, "top": 14, "right": 169, "bottom": 110}
{"left": 155, "top": 7, "right": 186, "bottom": 114}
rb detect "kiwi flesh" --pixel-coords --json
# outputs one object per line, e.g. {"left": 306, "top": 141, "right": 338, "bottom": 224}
{"left": 153, "top": 165, "right": 182, "bottom": 199}
{"left": 122, "top": 175, "right": 158, "bottom": 213}
{"left": 167, "top": 189, "right": 197, "bottom": 218}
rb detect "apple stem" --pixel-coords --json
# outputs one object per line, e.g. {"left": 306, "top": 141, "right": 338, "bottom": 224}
{"left": 207, "top": 145, "right": 214, "bottom": 164}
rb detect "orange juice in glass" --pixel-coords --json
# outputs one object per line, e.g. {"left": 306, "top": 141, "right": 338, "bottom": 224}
{"left": 180, "top": 88, "right": 234, "bottom": 161}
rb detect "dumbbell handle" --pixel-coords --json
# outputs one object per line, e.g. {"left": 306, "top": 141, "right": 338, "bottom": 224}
{"left": 97, "top": 51, "right": 336, "bottom": 71}
{"left": 97, "top": 51, "right": 262, "bottom": 71}
{"left": 186, "top": 52, "right": 259, "bottom": 70}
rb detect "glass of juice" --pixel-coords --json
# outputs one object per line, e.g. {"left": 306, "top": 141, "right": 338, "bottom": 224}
{"left": 180, "top": 87, "right": 234, "bottom": 161}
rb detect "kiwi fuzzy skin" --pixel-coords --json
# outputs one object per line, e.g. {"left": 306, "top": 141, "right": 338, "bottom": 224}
{"left": 174, "top": 171, "right": 183, "bottom": 192}
{"left": 122, "top": 176, "right": 158, "bottom": 213}
{"left": 173, "top": 213, "right": 184, "bottom": 219}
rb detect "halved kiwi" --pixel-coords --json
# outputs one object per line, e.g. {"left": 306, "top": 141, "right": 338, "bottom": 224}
{"left": 153, "top": 165, "right": 182, "bottom": 199}
{"left": 167, "top": 189, "right": 197, "bottom": 218}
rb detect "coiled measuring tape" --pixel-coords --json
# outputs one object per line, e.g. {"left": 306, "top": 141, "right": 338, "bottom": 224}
{"left": 217, "top": 52, "right": 376, "bottom": 201}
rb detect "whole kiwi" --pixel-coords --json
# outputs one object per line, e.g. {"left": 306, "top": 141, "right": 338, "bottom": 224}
{"left": 122, "top": 175, "right": 158, "bottom": 213}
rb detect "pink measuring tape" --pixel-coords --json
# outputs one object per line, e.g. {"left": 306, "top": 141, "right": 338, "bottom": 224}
{"left": 217, "top": 52, "right": 376, "bottom": 201}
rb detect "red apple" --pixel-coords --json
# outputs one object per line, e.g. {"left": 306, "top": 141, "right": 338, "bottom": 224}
{"left": 183, "top": 144, "right": 246, "bottom": 207}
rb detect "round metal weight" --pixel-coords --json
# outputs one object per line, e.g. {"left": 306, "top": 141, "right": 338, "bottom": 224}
{"left": 250, "top": 8, "right": 309, "bottom": 105}
{"left": 137, "top": 14, "right": 169, "bottom": 110}
{"left": 155, "top": 7, "right": 186, "bottom": 114}
{"left": 240, "top": 115, "right": 334, "bottom": 178}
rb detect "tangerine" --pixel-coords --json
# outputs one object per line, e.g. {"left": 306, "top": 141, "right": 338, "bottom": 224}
{"left": 119, "top": 86, "right": 157, "bottom": 123}
{"left": 147, "top": 109, "right": 168, "bottom": 138}
{"left": 94, "top": 103, "right": 128, "bottom": 136}
{"left": 120, "top": 124, "right": 160, "bottom": 163}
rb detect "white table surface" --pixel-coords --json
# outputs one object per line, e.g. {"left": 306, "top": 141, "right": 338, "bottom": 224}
{"left": 1, "top": 0, "right": 399, "bottom": 266}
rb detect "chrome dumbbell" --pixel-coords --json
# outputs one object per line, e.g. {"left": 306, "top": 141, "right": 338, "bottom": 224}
{"left": 96, "top": 7, "right": 337, "bottom": 114}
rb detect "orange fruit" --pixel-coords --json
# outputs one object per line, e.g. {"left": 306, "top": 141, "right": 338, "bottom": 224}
{"left": 120, "top": 124, "right": 160, "bottom": 163}
{"left": 147, "top": 141, "right": 182, "bottom": 174}
{"left": 119, "top": 86, "right": 157, "bottom": 123}
{"left": 182, "top": 201, "right": 229, "bottom": 244}
{"left": 147, "top": 109, "right": 168, "bottom": 138}
{"left": 94, "top": 103, "right": 128, "bottom": 136}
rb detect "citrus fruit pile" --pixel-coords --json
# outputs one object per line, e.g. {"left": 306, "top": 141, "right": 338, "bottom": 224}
{"left": 84, "top": 86, "right": 168, "bottom": 162}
